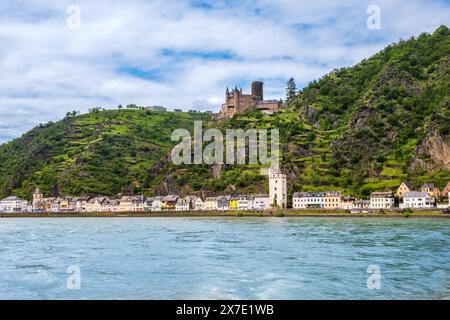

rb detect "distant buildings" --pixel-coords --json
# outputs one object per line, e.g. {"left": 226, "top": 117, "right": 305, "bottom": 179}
{"left": 204, "top": 197, "right": 218, "bottom": 211}
{"left": 0, "top": 196, "right": 28, "bottom": 213}
{"left": 146, "top": 106, "right": 167, "bottom": 112}
{"left": 292, "top": 192, "right": 326, "bottom": 209}
{"left": 324, "top": 191, "right": 343, "bottom": 209}
{"left": 292, "top": 191, "right": 344, "bottom": 209}
{"left": 369, "top": 192, "right": 395, "bottom": 209}
{"left": 219, "top": 81, "right": 283, "bottom": 118}
{"left": 400, "top": 191, "right": 436, "bottom": 209}
{"left": 248, "top": 195, "right": 270, "bottom": 211}
{"left": 1, "top": 177, "right": 448, "bottom": 214}
{"left": 162, "top": 195, "right": 178, "bottom": 210}
{"left": 229, "top": 195, "right": 239, "bottom": 210}
{"left": 175, "top": 196, "right": 191, "bottom": 211}
{"left": 192, "top": 197, "right": 203, "bottom": 211}
{"left": 217, "top": 196, "right": 230, "bottom": 211}
{"left": 420, "top": 183, "right": 441, "bottom": 197}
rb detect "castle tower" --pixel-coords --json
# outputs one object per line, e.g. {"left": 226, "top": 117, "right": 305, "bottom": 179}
{"left": 269, "top": 167, "right": 287, "bottom": 209}
{"left": 251, "top": 81, "right": 264, "bottom": 100}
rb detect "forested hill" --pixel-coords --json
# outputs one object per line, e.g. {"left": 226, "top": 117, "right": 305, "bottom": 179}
{"left": 0, "top": 26, "right": 449, "bottom": 200}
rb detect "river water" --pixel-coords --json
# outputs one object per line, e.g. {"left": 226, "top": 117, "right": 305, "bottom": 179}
{"left": 0, "top": 217, "right": 448, "bottom": 299}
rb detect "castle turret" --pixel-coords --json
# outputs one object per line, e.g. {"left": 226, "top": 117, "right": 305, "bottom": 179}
{"left": 269, "top": 167, "right": 287, "bottom": 209}
{"left": 251, "top": 81, "right": 264, "bottom": 100}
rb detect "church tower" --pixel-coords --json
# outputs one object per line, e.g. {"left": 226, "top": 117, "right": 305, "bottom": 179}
{"left": 33, "top": 188, "right": 43, "bottom": 208}
{"left": 269, "top": 167, "right": 287, "bottom": 209}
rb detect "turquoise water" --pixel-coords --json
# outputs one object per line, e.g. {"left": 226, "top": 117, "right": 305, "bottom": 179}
{"left": 0, "top": 217, "right": 448, "bottom": 299}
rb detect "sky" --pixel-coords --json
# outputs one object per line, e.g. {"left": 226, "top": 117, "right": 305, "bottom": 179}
{"left": 0, "top": 0, "right": 449, "bottom": 143}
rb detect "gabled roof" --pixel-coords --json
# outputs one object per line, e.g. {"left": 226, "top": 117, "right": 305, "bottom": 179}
{"left": 293, "top": 192, "right": 327, "bottom": 198}
{"left": 162, "top": 195, "right": 178, "bottom": 202}
{"left": 421, "top": 183, "right": 437, "bottom": 189}
{"left": 404, "top": 191, "right": 430, "bottom": 198}
{"left": 176, "top": 196, "right": 190, "bottom": 204}
{"left": 370, "top": 192, "right": 394, "bottom": 198}
{"left": 120, "top": 196, "right": 134, "bottom": 202}
{"left": 443, "top": 182, "right": 450, "bottom": 193}
{"left": 399, "top": 181, "right": 414, "bottom": 189}
{"left": 1, "top": 196, "right": 24, "bottom": 201}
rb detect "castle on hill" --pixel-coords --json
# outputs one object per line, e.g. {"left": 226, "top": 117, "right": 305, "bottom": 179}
{"left": 219, "top": 81, "right": 283, "bottom": 118}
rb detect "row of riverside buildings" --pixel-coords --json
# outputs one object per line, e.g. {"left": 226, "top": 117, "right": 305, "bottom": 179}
{"left": 1, "top": 177, "right": 449, "bottom": 213}
{"left": 0, "top": 168, "right": 288, "bottom": 213}
{"left": 293, "top": 182, "right": 450, "bottom": 210}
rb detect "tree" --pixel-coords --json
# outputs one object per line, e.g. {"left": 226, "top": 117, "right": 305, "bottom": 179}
{"left": 65, "top": 110, "right": 79, "bottom": 118}
{"left": 285, "top": 77, "right": 297, "bottom": 103}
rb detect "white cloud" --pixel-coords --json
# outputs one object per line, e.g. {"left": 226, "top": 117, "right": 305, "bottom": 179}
{"left": 0, "top": 0, "right": 449, "bottom": 143}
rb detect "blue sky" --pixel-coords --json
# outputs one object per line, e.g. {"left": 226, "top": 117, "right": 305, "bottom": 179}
{"left": 0, "top": 0, "right": 449, "bottom": 143}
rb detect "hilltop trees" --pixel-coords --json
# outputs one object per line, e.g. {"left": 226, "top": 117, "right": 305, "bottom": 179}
{"left": 285, "top": 78, "right": 297, "bottom": 103}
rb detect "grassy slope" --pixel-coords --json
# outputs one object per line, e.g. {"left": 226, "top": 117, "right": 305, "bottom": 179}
{"left": 0, "top": 109, "right": 210, "bottom": 199}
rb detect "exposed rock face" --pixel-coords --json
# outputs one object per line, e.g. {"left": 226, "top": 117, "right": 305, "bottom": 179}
{"left": 300, "top": 105, "right": 319, "bottom": 120}
{"left": 410, "top": 130, "right": 450, "bottom": 171}
{"left": 155, "top": 177, "right": 181, "bottom": 196}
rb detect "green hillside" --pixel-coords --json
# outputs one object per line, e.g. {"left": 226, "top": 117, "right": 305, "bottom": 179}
{"left": 0, "top": 109, "right": 210, "bottom": 198}
{"left": 0, "top": 26, "right": 449, "bottom": 200}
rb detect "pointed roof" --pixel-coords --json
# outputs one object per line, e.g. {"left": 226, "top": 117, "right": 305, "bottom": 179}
{"left": 399, "top": 181, "right": 414, "bottom": 189}
{"left": 442, "top": 182, "right": 450, "bottom": 193}
{"left": 421, "top": 183, "right": 437, "bottom": 189}
{"left": 1, "top": 196, "right": 24, "bottom": 201}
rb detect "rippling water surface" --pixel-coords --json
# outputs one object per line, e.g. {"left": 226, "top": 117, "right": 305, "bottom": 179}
{"left": 0, "top": 217, "right": 448, "bottom": 299}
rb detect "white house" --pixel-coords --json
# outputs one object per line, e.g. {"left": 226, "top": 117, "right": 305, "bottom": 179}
{"left": 248, "top": 195, "right": 270, "bottom": 211}
{"left": 132, "top": 196, "right": 145, "bottom": 212}
{"left": 176, "top": 196, "right": 191, "bottom": 211}
{"left": 341, "top": 196, "right": 357, "bottom": 210}
{"left": 192, "top": 197, "right": 204, "bottom": 211}
{"left": 292, "top": 192, "right": 326, "bottom": 209}
{"left": 369, "top": 192, "right": 395, "bottom": 209}
{"left": 400, "top": 191, "right": 435, "bottom": 209}
{"left": 75, "top": 197, "right": 88, "bottom": 212}
{"left": 237, "top": 196, "right": 249, "bottom": 210}
{"left": 0, "top": 196, "right": 28, "bottom": 213}
{"left": 354, "top": 199, "right": 370, "bottom": 209}
{"left": 51, "top": 198, "right": 61, "bottom": 213}
{"left": 269, "top": 167, "right": 287, "bottom": 209}
{"left": 151, "top": 197, "right": 162, "bottom": 212}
